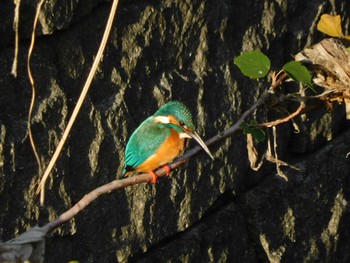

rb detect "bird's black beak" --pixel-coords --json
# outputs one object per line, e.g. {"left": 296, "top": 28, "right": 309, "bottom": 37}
{"left": 183, "top": 129, "right": 214, "bottom": 160}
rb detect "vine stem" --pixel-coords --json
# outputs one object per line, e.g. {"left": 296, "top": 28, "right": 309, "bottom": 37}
{"left": 27, "top": 0, "right": 46, "bottom": 202}
{"left": 36, "top": 0, "right": 120, "bottom": 205}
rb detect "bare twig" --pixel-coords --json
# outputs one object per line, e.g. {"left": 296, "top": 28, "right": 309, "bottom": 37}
{"left": 46, "top": 171, "right": 160, "bottom": 232}
{"left": 271, "top": 71, "right": 288, "bottom": 90}
{"left": 36, "top": 0, "right": 120, "bottom": 205}
{"left": 203, "top": 90, "right": 271, "bottom": 147}
{"left": 27, "top": 0, "right": 46, "bottom": 192}
{"left": 272, "top": 126, "right": 288, "bottom": 181}
{"left": 258, "top": 103, "right": 305, "bottom": 128}
{"left": 11, "top": 0, "right": 21, "bottom": 77}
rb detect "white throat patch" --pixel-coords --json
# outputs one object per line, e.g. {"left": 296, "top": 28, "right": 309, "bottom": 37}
{"left": 179, "top": 132, "right": 191, "bottom": 139}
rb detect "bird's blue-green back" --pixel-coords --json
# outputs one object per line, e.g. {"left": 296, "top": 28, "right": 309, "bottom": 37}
{"left": 123, "top": 117, "right": 171, "bottom": 174}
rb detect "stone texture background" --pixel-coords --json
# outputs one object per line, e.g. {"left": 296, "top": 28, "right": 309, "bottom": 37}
{"left": 0, "top": 0, "right": 350, "bottom": 262}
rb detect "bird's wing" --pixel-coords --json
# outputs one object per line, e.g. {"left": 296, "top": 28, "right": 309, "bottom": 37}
{"left": 124, "top": 117, "right": 170, "bottom": 171}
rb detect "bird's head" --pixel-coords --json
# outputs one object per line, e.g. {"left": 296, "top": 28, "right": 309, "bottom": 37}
{"left": 153, "top": 101, "right": 214, "bottom": 159}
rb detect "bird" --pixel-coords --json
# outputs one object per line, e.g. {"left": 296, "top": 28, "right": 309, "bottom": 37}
{"left": 121, "top": 101, "right": 214, "bottom": 183}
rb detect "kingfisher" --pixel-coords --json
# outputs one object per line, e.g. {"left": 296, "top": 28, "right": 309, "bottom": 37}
{"left": 121, "top": 101, "right": 213, "bottom": 183}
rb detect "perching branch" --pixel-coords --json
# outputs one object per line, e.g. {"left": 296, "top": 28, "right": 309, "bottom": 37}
{"left": 42, "top": 89, "right": 273, "bottom": 234}
{"left": 41, "top": 89, "right": 278, "bottom": 234}
{"left": 0, "top": 88, "right": 273, "bottom": 262}
{"left": 3, "top": 36, "right": 350, "bottom": 263}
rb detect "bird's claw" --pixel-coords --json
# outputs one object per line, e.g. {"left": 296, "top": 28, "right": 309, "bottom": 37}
{"left": 150, "top": 171, "right": 158, "bottom": 184}
{"left": 163, "top": 164, "right": 171, "bottom": 176}
{"left": 149, "top": 165, "right": 171, "bottom": 184}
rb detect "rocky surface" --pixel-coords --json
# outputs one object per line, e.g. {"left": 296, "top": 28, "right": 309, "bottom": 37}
{"left": 0, "top": 0, "right": 349, "bottom": 262}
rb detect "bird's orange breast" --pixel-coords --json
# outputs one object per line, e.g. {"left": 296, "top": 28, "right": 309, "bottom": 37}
{"left": 135, "top": 129, "right": 186, "bottom": 173}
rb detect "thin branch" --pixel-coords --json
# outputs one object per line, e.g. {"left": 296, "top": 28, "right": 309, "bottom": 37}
{"left": 204, "top": 90, "right": 271, "bottom": 147}
{"left": 42, "top": 90, "right": 272, "bottom": 233}
{"left": 272, "top": 125, "right": 288, "bottom": 181}
{"left": 42, "top": 73, "right": 273, "bottom": 232}
{"left": 46, "top": 173, "right": 155, "bottom": 232}
{"left": 271, "top": 72, "right": 288, "bottom": 90}
{"left": 282, "top": 89, "right": 338, "bottom": 103}
{"left": 40, "top": 81, "right": 335, "bottom": 231}
{"left": 36, "top": 0, "right": 120, "bottom": 205}
{"left": 27, "top": 0, "right": 46, "bottom": 190}
{"left": 11, "top": 0, "right": 21, "bottom": 77}
{"left": 0, "top": 77, "right": 336, "bottom": 257}
{"left": 258, "top": 103, "right": 305, "bottom": 128}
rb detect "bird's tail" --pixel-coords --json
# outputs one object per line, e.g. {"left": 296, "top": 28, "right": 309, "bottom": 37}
{"left": 118, "top": 166, "right": 132, "bottom": 179}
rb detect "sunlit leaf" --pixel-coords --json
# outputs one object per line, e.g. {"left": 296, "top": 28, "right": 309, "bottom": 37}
{"left": 234, "top": 51, "right": 270, "bottom": 78}
{"left": 283, "top": 61, "right": 313, "bottom": 90}
{"left": 317, "top": 14, "right": 343, "bottom": 37}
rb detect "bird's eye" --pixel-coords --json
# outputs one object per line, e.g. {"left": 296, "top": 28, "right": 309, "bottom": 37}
{"left": 179, "top": 121, "right": 188, "bottom": 130}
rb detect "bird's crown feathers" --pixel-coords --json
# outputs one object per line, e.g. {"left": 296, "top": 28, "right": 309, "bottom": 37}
{"left": 154, "top": 101, "right": 194, "bottom": 129}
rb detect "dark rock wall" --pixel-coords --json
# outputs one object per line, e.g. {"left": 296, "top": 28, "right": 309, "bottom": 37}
{"left": 0, "top": 0, "right": 349, "bottom": 262}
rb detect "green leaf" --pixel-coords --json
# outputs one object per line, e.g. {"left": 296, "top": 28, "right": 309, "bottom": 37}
{"left": 240, "top": 121, "right": 266, "bottom": 142}
{"left": 240, "top": 122, "right": 250, "bottom": 135}
{"left": 283, "top": 61, "right": 313, "bottom": 89}
{"left": 234, "top": 51, "right": 271, "bottom": 78}
{"left": 249, "top": 119, "right": 258, "bottom": 126}
{"left": 251, "top": 128, "right": 266, "bottom": 142}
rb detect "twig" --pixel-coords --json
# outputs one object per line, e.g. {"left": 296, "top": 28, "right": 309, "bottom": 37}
{"left": 271, "top": 72, "right": 288, "bottom": 90}
{"left": 46, "top": 173, "right": 153, "bottom": 232}
{"left": 11, "top": 0, "right": 21, "bottom": 77}
{"left": 282, "top": 89, "right": 338, "bottom": 103}
{"left": 27, "top": 0, "right": 46, "bottom": 193}
{"left": 272, "top": 125, "right": 288, "bottom": 181}
{"left": 36, "top": 0, "right": 120, "bottom": 205}
{"left": 258, "top": 103, "right": 305, "bottom": 128}
{"left": 45, "top": 162, "right": 187, "bottom": 232}
{"left": 204, "top": 90, "right": 271, "bottom": 147}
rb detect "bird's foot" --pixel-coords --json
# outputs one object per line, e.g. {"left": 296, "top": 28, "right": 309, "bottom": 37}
{"left": 150, "top": 171, "right": 158, "bottom": 184}
{"left": 149, "top": 165, "right": 171, "bottom": 184}
{"left": 162, "top": 164, "right": 171, "bottom": 176}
